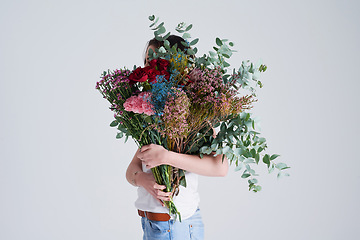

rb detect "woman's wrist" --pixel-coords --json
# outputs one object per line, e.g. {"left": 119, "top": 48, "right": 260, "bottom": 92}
{"left": 163, "top": 150, "right": 176, "bottom": 166}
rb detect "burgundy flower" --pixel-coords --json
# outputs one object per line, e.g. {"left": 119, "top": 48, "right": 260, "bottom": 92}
{"left": 142, "top": 59, "right": 171, "bottom": 83}
{"left": 149, "top": 59, "right": 158, "bottom": 68}
{"left": 160, "top": 70, "right": 170, "bottom": 80}
{"left": 144, "top": 66, "right": 160, "bottom": 83}
{"left": 157, "top": 59, "right": 169, "bottom": 71}
{"left": 128, "top": 67, "right": 148, "bottom": 83}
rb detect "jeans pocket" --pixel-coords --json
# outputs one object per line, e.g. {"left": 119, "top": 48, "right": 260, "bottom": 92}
{"left": 189, "top": 222, "right": 204, "bottom": 240}
{"left": 148, "top": 219, "right": 170, "bottom": 233}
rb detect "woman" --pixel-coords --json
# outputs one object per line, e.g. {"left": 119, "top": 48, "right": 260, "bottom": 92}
{"left": 126, "top": 36, "right": 229, "bottom": 240}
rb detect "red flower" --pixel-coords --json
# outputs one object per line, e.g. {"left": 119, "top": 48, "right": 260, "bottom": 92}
{"left": 160, "top": 70, "right": 170, "bottom": 80}
{"left": 141, "top": 59, "right": 170, "bottom": 83}
{"left": 144, "top": 66, "right": 160, "bottom": 83}
{"left": 128, "top": 67, "right": 148, "bottom": 83}
{"left": 149, "top": 59, "right": 158, "bottom": 68}
{"left": 157, "top": 59, "right": 169, "bottom": 71}
{"left": 148, "top": 58, "right": 169, "bottom": 71}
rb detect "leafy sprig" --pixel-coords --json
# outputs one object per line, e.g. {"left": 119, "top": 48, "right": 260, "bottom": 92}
{"left": 200, "top": 112, "right": 289, "bottom": 192}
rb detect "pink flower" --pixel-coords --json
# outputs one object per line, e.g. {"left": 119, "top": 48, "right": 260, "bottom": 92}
{"left": 123, "top": 92, "right": 155, "bottom": 115}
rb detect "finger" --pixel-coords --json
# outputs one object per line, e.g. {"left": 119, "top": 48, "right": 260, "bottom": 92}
{"left": 153, "top": 183, "right": 166, "bottom": 190}
{"left": 155, "top": 193, "right": 171, "bottom": 202}
{"left": 140, "top": 145, "right": 151, "bottom": 153}
{"left": 138, "top": 152, "right": 150, "bottom": 161}
{"left": 156, "top": 189, "right": 172, "bottom": 197}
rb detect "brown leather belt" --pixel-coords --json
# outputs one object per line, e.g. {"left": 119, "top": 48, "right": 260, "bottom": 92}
{"left": 138, "top": 209, "right": 171, "bottom": 221}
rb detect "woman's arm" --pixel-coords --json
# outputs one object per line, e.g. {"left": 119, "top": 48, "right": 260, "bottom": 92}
{"left": 126, "top": 148, "right": 172, "bottom": 206}
{"left": 137, "top": 144, "right": 229, "bottom": 177}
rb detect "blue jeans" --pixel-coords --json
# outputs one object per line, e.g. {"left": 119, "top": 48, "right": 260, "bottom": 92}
{"left": 141, "top": 208, "right": 204, "bottom": 240}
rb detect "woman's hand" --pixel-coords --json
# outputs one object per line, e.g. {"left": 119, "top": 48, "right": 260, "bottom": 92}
{"left": 137, "top": 144, "right": 169, "bottom": 169}
{"left": 136, "top": 171, "right": 172, "bottom": 206}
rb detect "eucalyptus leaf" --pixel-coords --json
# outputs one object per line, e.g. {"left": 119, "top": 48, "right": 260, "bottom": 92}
{"left": 185, "top": 24, "right": 193, "bottom": 31}
{"left": 222, "top": 146, "right": 231, "bottom": 154}
{"left": 187, "top": 48, "right": 195, "bottom": 55}
{"left": 241, "top": 173, "right": 251, "bottom": 178}
{"left": 110, "top": 120, "right": 118, "bottom": 127}
{"left": 116, "top": 132, "right": 123, "bottom": 139}
{"left": 250, "top": 149, "right": 256, "bottom": 158}
{"left": 244, "top": 158, "right": 255, "bottom": 164}
{"left": 275, "top": 163, "right": 288, "bottom": 170}
{"left": 216, "top": 37, "right": 222, "bottom": 46}
{"left": 277, "top": 172, "right": 290, "bottom": 179}
{"left": 158, "top": 46, "right": 166, "bottom": 53}
{"left": 249, "top": 178, "right": 258, "bottom": 184}
{"left": 270, "top": 154, "right": 280, "bottom": 160}
{"left": 255, "top": 153, "right": 260, "bottom": 164}
{"left": 234, "top": 148, "right": 243, "bottom": 155}
{"left": 254, "top": 186, "right": 262, "bottom": 192}
{"left": 190, "top": 38, "right": 199, "bottom": 46}
{"left": 164, "top": 40, "right": 170, "bottom": 49}
{"left": 155, "top": 25, "right": 166, "bottom": 35}
{"left": 263, "top": 154, "right": 270, "bottom": 165}
{"left": 235, "top": 162, "right": 244, "bottom": 172}
{"left": 182, "top": 32, "right": 191, "bottom": 39}
{"left": 211, "top": 143, "right": 218, "bottom": 150}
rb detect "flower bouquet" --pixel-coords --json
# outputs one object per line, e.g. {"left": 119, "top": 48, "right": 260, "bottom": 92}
{"left": 96, "top": 15, "right": 289, "bottom": 220}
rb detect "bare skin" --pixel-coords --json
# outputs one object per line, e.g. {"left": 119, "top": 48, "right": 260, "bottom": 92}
{"left": 126, "top": 144, "right": 228, "bottom": 205}
{"left": 144, "top": 45, "right": 156, "bottom": 67}
{"left": 126, "top": 148, "right": 172, "bottom": 206}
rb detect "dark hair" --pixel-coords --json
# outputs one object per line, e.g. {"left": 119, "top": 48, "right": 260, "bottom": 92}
{"left": 144, "top": 35, "right": 189, "bottom": 64}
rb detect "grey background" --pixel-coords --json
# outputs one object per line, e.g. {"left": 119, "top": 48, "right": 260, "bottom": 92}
{"left": 1, "top": 0, "right": 359, "bottom": 239}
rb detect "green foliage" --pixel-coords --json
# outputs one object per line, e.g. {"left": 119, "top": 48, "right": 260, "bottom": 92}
{"left": 195, "top": 37, "right": 236, "bottom": 73}
{"left": 116, "top": 132, "right": 123, "bottom": 139}
{"left": 199, "top": 111, "right": 290, "bottom": 192}
{"left": 233, "top": 60, "right": 267, "bottom": 96}
{"left": 190, "top": 38, "right": 199, "bottom": 46}
{"left": 110, "top": 120, "right": 118, "bottom": 127}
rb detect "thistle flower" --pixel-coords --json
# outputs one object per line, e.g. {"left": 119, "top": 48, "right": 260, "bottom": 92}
{"left": 160, "top": 88, "right": 190, "bottom": 140}
{"left": 187, "top": 67, "right": 224, "bottom": 105}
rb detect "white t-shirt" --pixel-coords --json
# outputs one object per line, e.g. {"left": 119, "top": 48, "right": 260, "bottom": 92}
{"left": 135, "top": 163, "right": 200, "bottom": 220}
